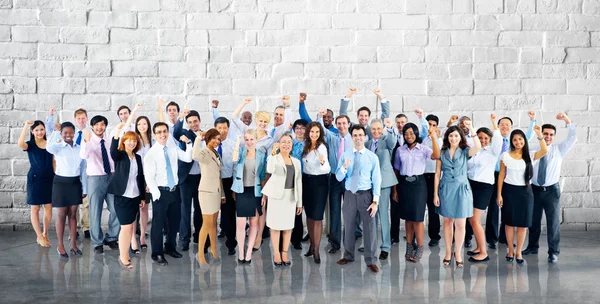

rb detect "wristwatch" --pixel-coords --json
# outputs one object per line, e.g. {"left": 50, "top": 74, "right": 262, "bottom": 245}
{"left": 373, "top": 201, "right": 378, "bottom": 206}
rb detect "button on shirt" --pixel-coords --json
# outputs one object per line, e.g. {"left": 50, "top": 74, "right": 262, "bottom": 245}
{"left": 144, "top": 141, "right": 193, "bottom": 201}
{"left": 324, "top": 128, "right": 352, "bottom": 174}
{"left": 219, "top": 138, "right": 235, "bottom": 178}
{"left": 531, "top": 123, "right": 577, "bottom": 187}
{"left": 393, "top": 143, "right": 433, "bottom": 176}
{"left": 79, "top": 133, "right": 115, "bottom": 176}
{"left": 467, "top": 129, "right": 503, "bottom": 184}
{"left": 336, "top": 147, "right": 382, "bottom": 201}
{"left": 302, "top": 143, "right": 331, "bottom": 175}
{"left": 46, "top": 131, "right": 87, "bottom": 194}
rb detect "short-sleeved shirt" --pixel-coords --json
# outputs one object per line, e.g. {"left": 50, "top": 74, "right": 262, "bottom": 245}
{"left": 501, "top": 152, "right": 536, "bottom": 186}
{"left": 393, "top": 143, "right": 433, "bottom": 176}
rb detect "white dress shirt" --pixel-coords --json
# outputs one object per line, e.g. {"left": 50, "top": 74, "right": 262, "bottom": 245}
{"left": 143, "top": 141, "right": 192, "bottom": 201}
{"left": 501, "top": 152, "right": 537, "bottom": 186}
{"left": 423, "top": 137, "right": 443, "bottom": 174}
{"left": 46, "top": 131, "right": 87, "bottom": 194}
{"left": 123, "top": 157, "right": 140, "bottom": 199}
{"left": 531, "top": 123, "right": 577, "bottom": 187}
{"left": 220, "top": 137, "right": 235, "bottom": 178}
{"left": 302, "top": 143, "right": 331, "bottom": 175}
{"left": 468, "top": 129, "right": 503, "bottom": 184}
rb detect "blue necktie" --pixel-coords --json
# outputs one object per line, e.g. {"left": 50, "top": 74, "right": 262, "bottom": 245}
{"left": 538, "top": 155, "right": 547, "bottom": 186}
{"left": 217, "top": 143, "right": 223, "bottom": 158}
{"left": 501, "top": 137, "right": 509, "bottom": 154}
{"left": 163, "top": 146, "right": 176, "bottom": 189}
{"left": 270, "top": 128, "right": 275, "bottom": 138}
{"left": 350, "top": 152, "right": 360, "bottom": 193}
{"left": 370, "top": 140, "right": 378, "bottom": 152}
{"left": 100, "top": 139, "right": 111, "bottom": 174}
{"left": 76, "top": 130, "right": 82, "bottom": 146}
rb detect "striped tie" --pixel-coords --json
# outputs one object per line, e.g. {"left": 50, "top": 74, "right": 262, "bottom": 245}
{"left": 100, "top": 139, "right": 111, "bottom": 174}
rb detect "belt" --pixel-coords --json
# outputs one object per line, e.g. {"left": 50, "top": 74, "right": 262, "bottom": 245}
{"left": 158, "top": 185, "right": 178, "bottom": 192}
{"left": 532, "top": 183, "right": 558, "bottom": 192}
{"left": 401, "top": 175, "right": 423, "bottom": 182}
{"left": 350, "top": 189, "right": 372, "bottom": 195}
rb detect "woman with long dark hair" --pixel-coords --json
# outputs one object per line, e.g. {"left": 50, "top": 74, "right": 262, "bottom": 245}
{"left": 18, "top": 120, "right": 54, "bottom": 248}
{"left": 135, "top": 115, "right": 153, "bottom": 250}
{"left": 301, "top": 122, "right": 330, "bottom": 264}
{"left": 433, "top": 123, "right": 481, "bottom": 268}
{"left": 497, "top": 126, "right": 547, "bottom": 264}
{"left": 393, "top": 123, "right": 440, "bottom": 263}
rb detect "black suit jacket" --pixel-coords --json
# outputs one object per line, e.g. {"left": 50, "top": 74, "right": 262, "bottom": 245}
{"left": 107, "top": 137, "right": 145, "bottom": 197}
{"left": 173, "top": 119, "right": 197, "bottom": 184}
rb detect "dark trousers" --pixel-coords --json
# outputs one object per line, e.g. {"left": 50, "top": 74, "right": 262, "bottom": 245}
{"left": 179, "top": 174, "right": 201, "bottom": 244}
{"left": 151, "top": 188, "right": 181, "bottom": 256}
{"left": 342, "top": 190, "right": 377, "bottom": 264}
{"left": 292, "top": 213, "right": 304, "bottom": 244}
{"left": 424, "top": 173, "right": 440, "bottom": 241}
{"left": 390, "top": 183, "right": 400, "bottom": 241}
{"left": 220, "top": 177, "right": 237, "bottom": 251}
{"left": 529, "top": 184, "right": 561, "bottom": 255}
{"left": 485, "top": 172, "right": 506, "bottom": 245}
{"left": 328, "top": 175, "right": 345, "bottom": 250}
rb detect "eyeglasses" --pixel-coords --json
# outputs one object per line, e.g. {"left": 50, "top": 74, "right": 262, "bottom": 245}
{"left": 295, "top": 127, "right": 306, "bottom": 131}
{"left": 352, "top": 134, "right": 365, "bottom": 138}
{"left": 155, "top": 130, "right": 168, "bottom": 134}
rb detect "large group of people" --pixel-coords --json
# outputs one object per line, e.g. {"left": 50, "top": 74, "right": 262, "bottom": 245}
{"left": 20, "top": 88, "right": 577, "bottom": 273}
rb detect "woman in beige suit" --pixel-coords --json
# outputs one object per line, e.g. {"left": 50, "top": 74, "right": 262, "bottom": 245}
{"left": 193, "top": 128, "right": 225, "bottom": 265}
{"left": 262, "top": 133, "right": 303, "bottom": 266}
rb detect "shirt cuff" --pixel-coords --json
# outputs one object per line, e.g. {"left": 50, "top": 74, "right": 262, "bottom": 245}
{"left": 342, "top": 97, "right": 350, "bottom": 101}
{"left": 340, "top": 166, "right": 347, "bottom": 175}
{"left": 380, "top": 99, "right": 388, "bottom": 104}
{"left": 373, "top": 195, "right": 380, "bottom": 202}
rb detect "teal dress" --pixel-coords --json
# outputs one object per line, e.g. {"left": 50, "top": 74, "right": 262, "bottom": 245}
{"left": 436, "top": 148, "right": 473, "bottom": 219}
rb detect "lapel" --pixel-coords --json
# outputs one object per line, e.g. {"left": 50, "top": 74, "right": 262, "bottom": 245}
{"left": 276, "top": 154, "right": 286, "bottom": 174}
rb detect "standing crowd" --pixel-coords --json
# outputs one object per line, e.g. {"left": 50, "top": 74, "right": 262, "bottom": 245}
{"left": 20, "top": 88, "right": 576, "bottom": 272}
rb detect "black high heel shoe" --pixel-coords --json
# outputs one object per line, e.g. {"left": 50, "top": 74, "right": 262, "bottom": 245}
{"left": 57, "top": 248, "right": 69, "bottom": 259}
{"left": 238, "top": 259, "right": 246, "bottom": 264}
{"left": 245, "top": 259, "right": 252, "bottom": 265}
{"left": 130, "top": 246, "right": 141, "bottom": 256}
{"left": 314, "top": 254, "right": 321, "bottom": 264}
{"left": 304, "top": 248, "right": 314, "bottom": 257}
{"left": 282, "top": 251, "right": 291, "bottom": 266}
{"left": 70, "top": 248, "right": 83, "bottom": 256}
{"left": 516, "top": 256, "right": 524, "bottom": 265}
{"left": 506, "top": 254, "right": 514, "bottom": 262}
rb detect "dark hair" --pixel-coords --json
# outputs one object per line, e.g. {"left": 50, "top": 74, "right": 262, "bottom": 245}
{"left": 476, "top": 127, "right": 493, "bottom": 139}
{"left": 302, "top": 122, "right": 327, "bottom": 157}
{"left": 117, "top": 105, "right": 131, "bottom": 116}
{"left": 60, "top": 122, "right": 75, "bottom": 132}
{"left": 441, "top": 126, "right": 469, "bottom": 150}
{"left": 214, "top": 117, "right": 230, "bottom": 127}
{"left": 509, "top": 129, "right": 533, "bottom": 187}
{"left": 293, "top": 119, "right": 308, "bottom": 130}
{"left": 135, "top": 116, "right": 153, "bottom": 148}
{"left": 541, "top": 124, "right": 556, "bottom": 134}
{"left": 357, "top": 106, "right": 371, "bottom": 117}
{"left": 350, "top": 124, "right": 366, "bottom": 135}
{"left": 396, "top": 113, "right": 408, "bottom": 120}
{"left": 30, "top": 120, "right": 47, "bottom": 142}
{"left": 90, "top": 115, "right": 108, "bottom": 127}
{"left": 166, "top": 101, "right": 180, "bottom": 112}
{"left": 185, "top": 110, "right": 201, "bottom": 122}
{"left": 402, "top": 123, "right": 422, "bottom": 145}
{"left": 426, "top": 114, "right": 439, "bottom": 125}
{"left": 204, "top": 128, "right": 221, "bottom": 143}
{"left": 326, "top": 109, "right": 334, "bottom": 117}
{"left": 335, "top": 114, "right": 350, "bottom": 124}
{"left": 153, "top": 122, "right": 169, "bottom": 134}
{"left": 498, "top": 117, "right": 513, "bottom": 126}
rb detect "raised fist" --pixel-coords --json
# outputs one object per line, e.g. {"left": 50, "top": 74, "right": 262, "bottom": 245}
{"left": 527, "top": 111, "right": 536, "bottom": 121}
{"left": 346, "top": 88, "right": 357, "bottom": 98}
{"left": 54, "top": 123, "right": 61, "bottom": 131}
{"left": 414, "top": 108, "right": 423, "bottom": 119}
{"left": 180, "top": 135, "right": 190, "bottom": 143}
{"left": 49, "top": 106, "right": 55, "bottom": 115}
{"left": 490, "top": 113, "right": 497, "bottom": 121}
{"left": 116, "top": 122, "right": 125, "bottom": 131}
{"left": 282, "top": 95, "right": 291, "bottom": 106}
{"left": 299, "top": 93, "right": 307, "bottom": 103}
{"left": 448, "top": 115, "right": 459, "bottom": 126}
{"left": 318, "top": 108, "right": 327, "bottom": 116}
{"left": 24, "top": 120, "right": 34, "bottom": 127}
{"left": 243, "top": 97, "right": 252, "bottom": 105}
{"left": 82, "top": 129, "right": 92, "bottom": 142}
{"left": 180, "top": 108, "right": 191, "bottom": 119}
{"left": 212, "top": 100, "right": 219, "bottom": 108}
{"left": 556, "top": 112, "right": 566, "bottom": 120}
{"left": 383, "top": 118, "right": 393, "bottom": 128}
{"left": 373, "top": 88, "right": 384, "bottom": 99}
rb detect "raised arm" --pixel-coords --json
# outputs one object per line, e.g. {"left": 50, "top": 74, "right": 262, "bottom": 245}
{"left": 177, "top": 134, "right": 193, "bottom": 163}
{"left": 374, "top": 89, "right": 390, "bottom": 121}
{"left": 335, "top": 154, "right": 351, "bottom": 182}
{"left": 232, "top": 135, "right": 242, "bottom": 163}
{"left": 298, "top": 93, "right": 312, "bottom": 122}
{"left": 79, "top": 130, "right": 92, "bottom": 160}
{"left": 490, "top": 113, "right": 499, "bottom": 131}
{"left": 532, "top": 125, "right": 548, "bottom": 161}
{"left": 18, "top": 120, "right": 34, "bottom": 151}
{"left": 340, "top": 88, "right": 356, "bottom": 116}
{"left": 415, "top": 108, "right": 429, "bottom": 140}
{"left": 465, "top": 120, "right": 481, "bottom": 157}
{"left": 46, "top": 125, "right": 62, "bottom": 155}
{"left": 556, "top": 113, "right": 577, "bottom": 156}
{"left": 525, "top": 111, "right": 536, "bottom": 141}
{"left": 232, "top": 97, "right": 251, "bottom": 117}
{"left": 429, "top": 128, "right": 441, "bottom": 160}
{"left": 123, "top": 103, "right": 142, "bottom": 132}
{"left": 45, "top": 106, "right": 55, "bottom": 136}
{"left": 157, "top": 98, "right": 165, "bottom": 123}
{"left": 211, "top": 100, "right": 221, "bottom": 123}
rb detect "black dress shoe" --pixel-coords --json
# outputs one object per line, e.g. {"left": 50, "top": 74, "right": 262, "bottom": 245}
{"left": 304, "top": 249, "right": 314, "bottom": 257}
{"left": 218, "top": 231, "right": 225, "bottom": 239}
{"left": 467, "top": 250, "right": 480, "bottom": 256}
{"left": 328, "top": 248, "right": 339, "bottom": 254}
{"left": 165, "top": 250, "right": 183, "bottom": 258}
{"left": 428, "top": 239, "right": 439, "bottom": 247}
{"left": 152, "top": 255, "right": 168, "bottom": 266}
{"left": 181, "top": 243, "right": 190, "bottom": 252}
{"left": 94, "top": 245, "right": 104, "bottom": 254}
{"left": 468, "top": 256, "right": 490, "bottom": 263}
{"left": 314, "top": 255, "right": 321, "bottom": 264}
{"left": 104, "top": 240, "right": 118, "bottom": 250}
{"left": 548, "top": 254, "right": 558, "bottom": 264}
{"left": 302, "top": 234, "right": 310, "bottom": 242}
{"left": 228, "top": 249, "right": 236, "bottom": 256}
{"left": 464, "top": 240, "right": 472, "bottom": 248}
{"left": 379, "top": 251, "right": 389, "bottom": 260}
{"left": 84, "top": 230, "right": 90, "bottom": 239}
{"left": 391, "top": 238, "right": 400, "bottom": 245}
{"left": 292, "top": 242, "right": 302, "bottom": 250}
{"left": 487, "top": 243, "right": 497, "bottom": 250}
{"left": 523, "top": 247, "right": 538, "bottom": 255}
{"left": 358, "top": 247, "right": 364, "bottom": 253}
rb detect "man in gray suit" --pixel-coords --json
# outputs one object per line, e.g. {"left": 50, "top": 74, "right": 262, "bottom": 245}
{"left": 365, "top": 119, "right": 398, "bottom": 260}
{"left": 339, "top": 88, "right": 390, "bottom": 139}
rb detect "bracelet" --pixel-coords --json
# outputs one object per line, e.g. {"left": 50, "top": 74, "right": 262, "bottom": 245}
{"left": 537, "top": 137, "right": 543, "bottom": 140}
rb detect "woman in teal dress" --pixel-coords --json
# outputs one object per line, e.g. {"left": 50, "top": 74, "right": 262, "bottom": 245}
{"left": 434, "top": 124, "right": 481, "bottom": 268}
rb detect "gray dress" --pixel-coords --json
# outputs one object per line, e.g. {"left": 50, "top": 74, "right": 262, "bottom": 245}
{"left": 436, "top": 148, "right": 473, "bottom": 219}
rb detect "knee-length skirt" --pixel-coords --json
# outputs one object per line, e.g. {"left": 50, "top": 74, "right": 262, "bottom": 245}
{"left": 51, "top": 176, "right": 82, "bottom": 208}
{"left": 397, "top": 175, "right": 427, "bottom": 222}
{"left": 501, "top": 183, "right": 534, "bottom": 228}
{"left": 266, "top": 189, "right": 297, "bottom": 231}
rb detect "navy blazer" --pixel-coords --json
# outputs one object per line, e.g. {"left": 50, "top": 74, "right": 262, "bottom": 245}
{"left": 173, "top": 119, "right": 197, "bottom": 184}
{"left": 107, "top": 137, "right": 145, "bottom": 198}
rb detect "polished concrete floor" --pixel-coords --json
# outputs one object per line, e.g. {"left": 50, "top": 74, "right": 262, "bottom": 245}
{"left": 1, "top": 231, "right": 599, "bottom": 304}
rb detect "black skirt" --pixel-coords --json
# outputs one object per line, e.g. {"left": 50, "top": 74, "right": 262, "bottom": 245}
{"left": 114, "top": 195, "right": 140, "bottom": 225}
{"left": 501, "top": 183, "right": 534, "bottom": 228}
{"left": 28, "top": 172, "right": 54, "bottom": 206}
{"left": 51, "top": 176, "right": 82, "bottom": 208}
{"left": 235, "top": 187, "right": 262, "bottom": 218}
{"left": 397, "top": 175, "right": 427, "bottom": 222}
{"left": 302, "top": 174, "right": 329, "bottom": 221}
{"left": 469, "top": 179, "right": 494, "bottom": 211}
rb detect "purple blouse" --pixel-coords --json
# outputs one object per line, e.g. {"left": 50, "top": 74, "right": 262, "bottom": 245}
{"left": 393, "top": 143, "right": 433, "bottom": 176}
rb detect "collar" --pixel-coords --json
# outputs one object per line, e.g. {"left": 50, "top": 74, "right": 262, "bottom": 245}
{"left": 402, "top": 143, "right": 422, "bottom": 151}
{"left": 353, "top": 146, "right": 366, "bottom": 154}
{"left": 91, "top": 132, "right": 106, "bottom": 143}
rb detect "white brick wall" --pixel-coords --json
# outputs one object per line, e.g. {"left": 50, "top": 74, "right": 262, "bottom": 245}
{"left": 0, "top": 0, "right": 598, "bottom": 227}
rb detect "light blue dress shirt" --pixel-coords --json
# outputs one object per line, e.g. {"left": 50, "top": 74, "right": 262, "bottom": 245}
{"left": 335, "top": 147, "right": 382, "bottom": 202}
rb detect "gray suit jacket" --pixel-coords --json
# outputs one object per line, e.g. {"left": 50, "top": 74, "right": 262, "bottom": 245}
{"left": 365, "top": 134, "right": 398, "bottom": 189}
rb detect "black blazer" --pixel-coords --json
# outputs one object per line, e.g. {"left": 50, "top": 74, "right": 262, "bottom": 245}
{"left": 173, "top": 119, "right": 197, "bottom": 184}
{"left": 107, "top": 137, "right": 145, "bottom": 198}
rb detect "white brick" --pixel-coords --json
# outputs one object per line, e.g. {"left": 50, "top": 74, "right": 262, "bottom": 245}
{"left": 405, "top": 0, "right": 426, "bottom": 14}
{"left": 495, "top": 95, "right": 541, "bottom": 110}
{"left": 0, "top": 43, "right": 36, "bottom": 59}
{"left": 0, "top": 0, "right": 11, "bottom": 8}
{"left": 474, "top": 0, "right": 503, "bottom": 13}
{"left": 112, "top": 0, "right": 159, "bottom": 11}
{"left": 87, "top": 12, "right": 137, "bottom": 28}
{"left": 64, "top": 0, "right": 110, "bottom": 10}
{"left": 496, "top": 63, "right": 542, "bottom": 78}
{"left": 11, "top": 26, "right": 59, "bottom": 43}
{"left": 208, "top": 47, "right": 231, "bottom": 62}
{"left": 429, "top": 31, "right": 451, "bottom": 46}
{"left": 522, "top": 79, "right": 566, "bottom": 94}
{"left": 329, "top": 79, "right": 378, "bottom": 95}
{"left": 207, "top": 63, "right": 254, "bottom": 78}
{"left": 449, "top": 96, "right": 495, "bottom": 111}
{"left": 305, "top": 63, "right": 351, "bottom": 78}
{"left": 260, "top": 0, "right": 306, "bottom": 13}
{"left": 13, "top": 0, "right": 61, "bottom": 9}
{"left": 233, "top": 47, "right": 280, "bottom": 63}
{"left": 112, "top": 61, "right": 157, "bottom": 77}
{"left": 285, "top": 14, "right": 331, "bottom": 29}
{"left": 37, "top": 78, "right": 85, "bottom": 94}
{"left": 427, "top": 80, "right": 473, "bottom": 95}
{"left": 60, "top": 27, "right": 109, "bottom": 44}
{"left": 14, "top": 61, "right": 62, "bottom": 77}
{"left": 88, "top": 44, "right": 135, "bottom": 61}
{"left": 235, "top": 13, "right": 267, "bottom": 29}
{"left": 523, "top": 14, "right": 568, "bottom": 30}
{"left": 263, "top": 14, "right": 284, "bottom": 29}
{"left": 583, "top": 0, "right": 600, "bottom": 13}
{"left": 160, "top": 0, "right": 208, "bottom": 11}
{"left": 233, "top": 79, "right": 279, "bottom": 95}
{"left": 358, "top": 0, "right": 404, "bottom": 13}
{"left": 537, "top": 0, "right": 583, "bottom": 13}
{"left": 110, "top": 29, "right": 158, "bottom": 44}
{"left": 545, "top": 31, "right": 590, "bottom": 47}
{"left": 38, "top": 44, "right": 86, "bottom": 60}
{"left": 38, "top": 11, "right": 87, "bottom": 26}
{"left": 402, "top": 63, "right": 449, "bottom": 79}
{"left": 308, "top": 30, "right": 354, "bottom": 46}
{"left": 63, "top": 62, "right": 111, "bottom": 77}
{"left": 381, "top": 15, "right": 428, "bottom": 29}
{"left": 520, "top": 48, "right": 542, "bottom": 63}
{"left": 186, "top": 79, "right": 231, "bottom": 95}
{"left": 543, "top": 64, "right": 585, "bottom": 78}
{"left": 352, "top": 63, "right": 400, "bottom": 78}
{"left": 426, "top": 47, "right": 473, "bottom": 63}
{"left": 572, "top": 16, "right": 600, "bottom": 32}
{"left": 209, "top": 30, "right": 245, "bottom": 46}
{"left": 565, "top": 48, "right": 600, "bottom": 63}
{"left": 331, "top": 47, "right": 377, "bottom": 63}
{"left": 13, "top": 94, "right": 61, "bottom": 111}
{"left": 357, "top": 30, "right": 403, "bottom": 46}
{"left": 543, "top": 95, "right": 588, "bottom": 111}
{"left": 453, "top": 0, "right": 473, "bottom": 13}
{"left": 403, "top": 96, "right": 449, "bottom": 112}
{"left": 0, "top": 60, "right": 12, "bottom": 76}
{"left": 281, "top": 79, "right": 329, "bottom": 94}
{"left": 426, "top": 0, "right": 452, "bottom": 14}
{"left": 474, "top": 80, "right": 520, "bottom": 94}
{"left": 404, "top": 30, "right": 428, "bottom": 46}
{"left": 186, "top": 30, "right": 208, "bottom": 46}
{"left": 449, "top": 64, "right": 472, "bottom": 79}
{"left": 543, "top": 47, "right": 566, "bottom": 63}
{"left": 475, "top": 15, "right": 522, "bottom": 31}
{"left": 259, "top": 30, "right": 305, "bottom": 46}
{"left": 135, "top": 46, "right": 183, "bottom": 61}
{"left": 474, "top": 47, "right": 519, "bottom": 63}
{"left": 332, "top": 14, "right": 380, "bottom": 29}
{"left": 187, "top": 13, "right": 233, "bottom": 29}
{"left": 381, "top": 79, "right": 426, "bottom": 95}
{"left": 159, "top": 62, "right": 206, "bottom": 78}
{"left": 271, "top": 63, "right": 304, "bottom": 78}
{"left": 0, "top": 77, "right": 35, "bottom": 93}
{"left": 378, "top": 47, "right": 425, "bottom": 63}
{"left": 159, "top": 30, "right": 185, "bottom": 46}
{"left": 63, "top": 95, "right": 111, "bottom": 111}
{"left": 135, "top": 78, "right": 183, "bottom": 94}
{"left": 0, "top": 26, "right": 8, "bottom": 42}
{"left": 0, "top": 10, "right": 39, "bottom": 26}
{"left": 138, "top": 12, "right": 185, "bottom": 29}
{"left": 505, "top": 0, "right": 536, "bottom": 13}
{"left": 451, "top": 31, "right": 498, "bottom": 46}
{"left": 499, "top": 31, "right": 544, "bottom": 46}
{"left": 568, "top": 80, "right": 600, "bottom": 94}
{"left": 430, "top": 15, "right": 474, "bottom": 30}
{"left": 86, "top": 78, "right": 134, "bottom": 93}
{"left": 281, "top": 46, "right": 327, "bottom": 63}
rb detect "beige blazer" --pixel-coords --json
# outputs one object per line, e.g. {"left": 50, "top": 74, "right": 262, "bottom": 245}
{"left": 192, "top": 141, "right": 224, "bottom": 197}
{"left": 261, "top": 154, "right": 302, "bottom": 207}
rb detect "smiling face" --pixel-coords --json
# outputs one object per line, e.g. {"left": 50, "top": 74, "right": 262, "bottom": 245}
{"left": 477, "top": 132, "right": 491, "bottom": 148}
{"left": 215, "top": 122, "right": 229, "bottom": 140}
{"left": 274, "top": 108, "right": 285, "bottom": 126}
{"left": 294, "top": 125, "right": 306, "bottom": 141}
{"left": 167, "top": 105, "right": 179, "bottom": 121}
{"left": 511, "top": 133, "right": 525, "bottom": 150}
{"left": 371, "top": 121, "right": 383, "bottom": 140}
{"left": 154, "top": 125, "right": 169, "bottom": 146}
{"left": 186, "top": 115, "right": 200, "bottom": 132}
{"left": 118, "top": 108, "right": 130, "bottom": 123}
{"left": 123, "top": 138, "right": 138, "bottom": 152}
{"left": 207, "top": 135, "right": 221, "bottom": 149}
{"left": 458, "top": 117, "right": 470, "bottom": 135}
{"left": 447, "top": 130, "right": 461, "bottom": 147}
{"left": 241, "top": 112, "right": 252, "bottom": 126}
{"left": 309, "top": 125, "right": 320, "bottom": 143}
{"left": 244, "top": 133, "right": 256, "bottom": 149}
{"left": 396, "top": 116, "right": 408, "bottom": 131}
{"left": 357, "top": 109, "right": 369, "bottom": 127}
{"left": 137, "top": 118, "right": 148, "bottom": 133}
{"left": 403, "top": 127, "right": 416, "bottom": 146}
{"left": 31, "top": 124, "right": 46, "bottom": 139}
{"left": 279, "top": 136, "right": 293, "bottom": 154}
{"left": 256, "top": 117, "right": 268, "bottom": 130}
{"left": 351, "top": 127, "right": 366, "bottom": 148}
{"left": 336, "top": 116, "right": 349, "bottom": 135}
{"left": 323, "top": 110, "right": 333, "bottom": 129}
{"left": 61, "top": 126, "right": 75, "bottom": 144}
{"left": 75, "top": 113, "right": 88, "bottom": 130}
{"left": 542, "top": 128, "right": 556, "bottom": 145}
{"left": 499, "top": 118, "right": 512, "bottom": 137}
{"left": 91, "top": 121, "right": 106, "bottom": 137}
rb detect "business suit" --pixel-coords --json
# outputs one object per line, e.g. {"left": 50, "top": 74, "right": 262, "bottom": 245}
{"left": 173, "top": 119, "right": 202, "bottom": 245}
{"left": 193, "top": 144, "right": 225, "bottom": 215}
{"left": 262, "top": 154, "right": 303, "bottom": 231}
{"left": 108, "top": 137, "right": 145, "bottom": 225}
{"left": 365, "top": 134, "right": 398, "bottom": 253}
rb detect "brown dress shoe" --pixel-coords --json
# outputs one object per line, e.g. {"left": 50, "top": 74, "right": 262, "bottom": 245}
{"left": 337, "top": 258, "right": 352, "bottom": 265}
{"left": 367, "top": 264, "right": 379, "bottom": 273}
